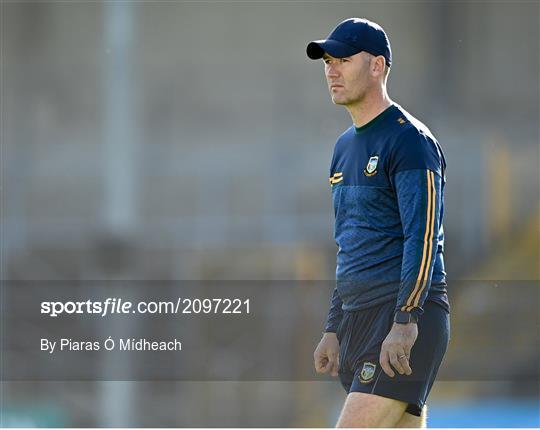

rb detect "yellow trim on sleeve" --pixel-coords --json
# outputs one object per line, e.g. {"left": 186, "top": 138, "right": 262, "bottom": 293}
{"left": 401, "top": 170, "right": 436, "bottom": 312}
{"left": 411, "top": 171, "right": 437, "bottom": 309}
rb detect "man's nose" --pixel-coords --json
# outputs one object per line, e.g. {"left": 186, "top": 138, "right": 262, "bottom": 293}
{"left": 326, "top": 65, "right": 340, "bottom": 78}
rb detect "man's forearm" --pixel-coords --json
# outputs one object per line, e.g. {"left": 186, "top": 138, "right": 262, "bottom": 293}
{"left": 393, "top": 169, "right": 442, "bottom": 318}
{"left": 325, "top": 286, "right": 343, "bottom": 332}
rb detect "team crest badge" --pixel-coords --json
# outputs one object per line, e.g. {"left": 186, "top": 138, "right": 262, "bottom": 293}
{"left": 359, "top": 362, "right": 376, "bottom": 383}
{"left": 364, "top": 156, "right": 379, "bottom": 177}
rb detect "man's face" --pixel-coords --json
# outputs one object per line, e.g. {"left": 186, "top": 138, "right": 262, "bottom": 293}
{"left": 323, "top": 51, "right": 371, "bottom": 106}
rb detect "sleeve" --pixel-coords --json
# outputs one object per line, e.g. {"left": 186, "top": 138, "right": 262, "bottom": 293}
{"left": 324, "top": 287, "right": 343, "bottom": 333}
{"left": 389, "top": 129, "right": 444, "bottom": 319}
{"left": 324, "top": 142, "right": 344, "bottom": 333}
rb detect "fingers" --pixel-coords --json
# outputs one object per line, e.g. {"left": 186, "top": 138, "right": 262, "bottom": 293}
{"left": 380, "top": 347, "right": 413, "bottom": 377}
{"left": 314, "top": 356, "right": 328, "bottom": 373}
{"left": 320, "top": 358, "right": 334, "bottom": 373}
{"left": 389, "top": 351, "right": 406, "bottom": 375}
{"left": 379, "top": 349, "right": 394, "bottom": 378}
{"left": 314, "top": 352, "right": 338, "bottom": 374}
{"left": 326, "top": 350, "right": 338, "bottom": 376}
{"left": 399, "top": 344, "right": 413, "bottom": 375}
{"left": 330, "top": 352, "right": 340, "bottom": 377}
{"left": 398, "top": 353, "right": 412, "bottom": 375}
{"left": 314, "top": 350, "right": 330, "bottom": 373}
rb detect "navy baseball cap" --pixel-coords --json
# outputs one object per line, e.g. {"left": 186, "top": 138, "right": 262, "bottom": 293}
{"left": 306, "top": 18, "right": 392, "bottom": 67}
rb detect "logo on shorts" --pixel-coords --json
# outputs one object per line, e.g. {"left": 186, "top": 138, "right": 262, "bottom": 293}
{"left": 364, "top": 156, "right": 379, "bottom": 177}
{"left": 359, "top": 362, "right": 377, "bottom": 384}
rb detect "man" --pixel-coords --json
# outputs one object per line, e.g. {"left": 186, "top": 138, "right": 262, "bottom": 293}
{"left": 308, "top": 18, "right": 450, "bottom": 428}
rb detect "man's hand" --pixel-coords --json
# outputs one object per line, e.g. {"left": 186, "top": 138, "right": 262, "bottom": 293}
{"left": 379, "top": 322, "right": 418, "bottom": 377}
{"left": 314, "top": 332, "right": 340, "bottom": 376}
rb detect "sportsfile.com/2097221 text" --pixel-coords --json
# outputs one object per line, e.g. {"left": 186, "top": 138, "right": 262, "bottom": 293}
{"left": 40, "top": 297, "right": 251, "bottom": 317}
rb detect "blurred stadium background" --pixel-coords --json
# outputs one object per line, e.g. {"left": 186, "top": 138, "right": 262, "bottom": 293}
{"left": 1, "top": 0, "right": 539, "bottom": 427}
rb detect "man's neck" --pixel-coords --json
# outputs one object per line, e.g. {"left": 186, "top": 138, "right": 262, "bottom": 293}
{"left": 347, "top": 90, "right": 393, "bottom": 129}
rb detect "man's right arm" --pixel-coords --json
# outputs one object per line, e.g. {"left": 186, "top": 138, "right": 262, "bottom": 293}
{"left": 314, "top": 287, "right": 343, "bottom": 376}
{"left": 324, "top": 286, "right": 343, "bottom": 333}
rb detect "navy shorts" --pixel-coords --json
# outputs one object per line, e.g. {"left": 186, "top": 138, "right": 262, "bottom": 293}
{"left": 336, "top": 299, "right": 450, "bottom": 416}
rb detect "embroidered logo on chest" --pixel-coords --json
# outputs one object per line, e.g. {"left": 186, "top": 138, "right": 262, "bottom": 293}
{"left": 364, "top": 156, "right": 379, "bottom": 177}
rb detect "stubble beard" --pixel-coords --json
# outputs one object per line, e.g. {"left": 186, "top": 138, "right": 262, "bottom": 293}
{"left": 331, "top": 87, "right": 365, "bottom": 107}
{"left": 329, "top": 70, "right": 368, "bottom": 107}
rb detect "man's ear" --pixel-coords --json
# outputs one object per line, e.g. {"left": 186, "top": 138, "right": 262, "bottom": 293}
{"left": 370, "top": 55, "right": 386, "bottom": 78}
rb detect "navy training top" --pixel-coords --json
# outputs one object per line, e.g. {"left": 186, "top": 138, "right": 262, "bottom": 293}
{"left": 325, "top": 103, "right": 449, "bottom": 332}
